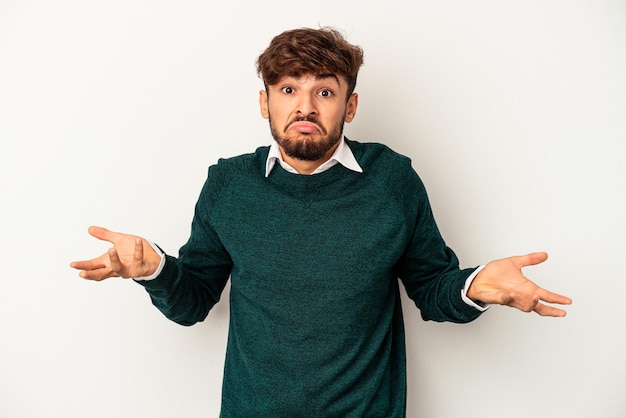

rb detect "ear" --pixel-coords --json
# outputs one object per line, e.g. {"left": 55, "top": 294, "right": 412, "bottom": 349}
{"left": 259, "top": 90, "right": 269, "bottom": 119}
{"left": 344, "top": 93, "right": 358, "bottom": 123}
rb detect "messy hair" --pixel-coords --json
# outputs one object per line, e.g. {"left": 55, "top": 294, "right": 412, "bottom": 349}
{"left": 256, "top": 27, "right": 364, "bottom": 99}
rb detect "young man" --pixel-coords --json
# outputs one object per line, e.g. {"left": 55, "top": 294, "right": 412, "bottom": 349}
{"left": 71, "top": 27, "right": 571, "bottom": 416}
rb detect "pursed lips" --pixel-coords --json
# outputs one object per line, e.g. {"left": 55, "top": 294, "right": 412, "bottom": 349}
{"left": 287, "top": 121, "right": 322, "bottom": 134}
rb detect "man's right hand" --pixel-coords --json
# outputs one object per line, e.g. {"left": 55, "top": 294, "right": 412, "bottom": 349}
{"left": 70, "top": 226, "right": 162, "bottom": 281}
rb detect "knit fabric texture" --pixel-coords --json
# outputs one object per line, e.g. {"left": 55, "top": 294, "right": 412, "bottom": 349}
{"left": 138, "top": 138, "right": 483, "bottom": 417}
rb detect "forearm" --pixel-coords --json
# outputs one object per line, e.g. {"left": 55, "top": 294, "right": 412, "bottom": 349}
{"left": 405, "top": 264, "right": 486, "bottom": 323}
{"left": 135, "top": 254, "right": 230, "bottom": 326}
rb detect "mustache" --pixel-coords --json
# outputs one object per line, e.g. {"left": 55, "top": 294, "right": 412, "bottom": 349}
{"left": 286, "top": 116, "right": 322, "bottom": 130}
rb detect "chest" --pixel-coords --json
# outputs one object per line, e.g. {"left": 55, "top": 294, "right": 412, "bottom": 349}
{"left": 212, "top": 181, "right": 412, "bottom": 290}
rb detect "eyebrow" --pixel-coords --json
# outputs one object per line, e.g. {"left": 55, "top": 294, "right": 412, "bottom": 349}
{"left": 316, "top": 73, "right": 341, "bottom": 85}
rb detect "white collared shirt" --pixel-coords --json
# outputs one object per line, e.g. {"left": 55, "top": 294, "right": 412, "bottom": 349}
{"left": 265, "top": 136, "right": 363, "bottom": 177}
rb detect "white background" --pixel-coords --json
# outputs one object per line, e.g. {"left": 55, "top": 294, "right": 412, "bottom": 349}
{"left": 1, "top": 1, "right": 625, "bottom": 417}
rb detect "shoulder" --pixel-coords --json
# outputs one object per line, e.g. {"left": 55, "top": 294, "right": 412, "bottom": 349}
{"left": 346, "top": 137, "right": 407, "bottom": 162}
{"left": 197, "top": 145, "right": 269, "bottom": 203}
{"left": 211, "top": 146, "right": 269, "bottom": 177}
{"left": 346, "top": 138, "right": 423, "bottom": 190}
{"left": 205, "top": 145, "right": 269, "bottom": 187}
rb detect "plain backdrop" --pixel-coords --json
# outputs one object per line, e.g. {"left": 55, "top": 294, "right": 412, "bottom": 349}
{"left": 1, "top": 1, "right": 625, "bottom": 417}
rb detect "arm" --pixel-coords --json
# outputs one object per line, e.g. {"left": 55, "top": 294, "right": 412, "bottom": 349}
{"left": 71, "top": 168, "right": 233, "bottom": 326}
{"left": 70, "top": 223, "right": 231, "bottom": 325}
{"left": 466, "top": 252, "right": 572, "bottom": 317}
{"left": 395, "top": 168, "right": 485, "bottom": 323}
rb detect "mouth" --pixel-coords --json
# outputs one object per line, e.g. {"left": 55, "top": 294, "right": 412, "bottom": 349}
{"left": 287, "top": 121, "right": 322, "bottom": 134}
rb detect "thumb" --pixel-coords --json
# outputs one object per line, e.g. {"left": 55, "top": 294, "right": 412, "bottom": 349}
{"left": 87, "top": 225, "right": 121, "bottom": 244}
{"left": 514, "top": 252, "right": 549, "bottom": 268}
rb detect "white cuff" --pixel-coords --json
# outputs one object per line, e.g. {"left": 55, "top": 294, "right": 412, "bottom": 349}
{"left": 461, "top": 265, "right": 490, "bottom": 311}
{"left": 132, "top": 241, "right": 165, "bottom": 281}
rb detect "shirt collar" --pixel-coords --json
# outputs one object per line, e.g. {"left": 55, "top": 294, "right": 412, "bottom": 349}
{"left": 265, "top": 137, "right": 363, "bottom": 177}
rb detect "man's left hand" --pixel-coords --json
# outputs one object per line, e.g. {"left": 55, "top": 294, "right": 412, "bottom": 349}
{"left": 467, "top": 252, "right": 572, "bottom": 317}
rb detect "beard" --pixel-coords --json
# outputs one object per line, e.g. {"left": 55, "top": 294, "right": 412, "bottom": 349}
{"left": 269, "top": 114, "right": 345, "bottom": 162}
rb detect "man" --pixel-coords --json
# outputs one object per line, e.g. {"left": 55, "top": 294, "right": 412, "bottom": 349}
{"left": 71, "top": 27, "right": 571, "bottom": 417}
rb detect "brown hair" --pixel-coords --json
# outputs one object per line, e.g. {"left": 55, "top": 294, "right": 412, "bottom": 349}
{"left": 256, "top": 27, "right": 364, "bottom": 99}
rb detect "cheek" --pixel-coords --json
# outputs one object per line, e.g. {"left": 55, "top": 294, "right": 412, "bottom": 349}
{"left": 266, "top": 100, "right": 292, "bottom": 122}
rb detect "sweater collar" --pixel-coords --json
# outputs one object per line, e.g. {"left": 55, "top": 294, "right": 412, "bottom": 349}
{"left": 265, "top": 136, "right": 363, "bottom": 177}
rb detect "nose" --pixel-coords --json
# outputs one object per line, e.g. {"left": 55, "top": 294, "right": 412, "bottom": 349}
{"left": 296, "top": 92, "right": 317, "bottom": 117}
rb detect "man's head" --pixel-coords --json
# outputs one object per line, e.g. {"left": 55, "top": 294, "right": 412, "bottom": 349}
{"left": 257, "top": 27, "right": 364, "bottom": 100}
{"left": 256, "top": 27, "right": 365, "bottom": 170}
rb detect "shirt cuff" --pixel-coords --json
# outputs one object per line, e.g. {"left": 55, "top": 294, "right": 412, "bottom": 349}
{"left": 132, "top": 241, "right": 165, "bottom": 281}
{"left": 461, "top": 265, "right": 490, "bottom": 311}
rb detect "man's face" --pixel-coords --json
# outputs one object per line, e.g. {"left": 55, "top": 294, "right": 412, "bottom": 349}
{"left": 259, "top": 74, "right": 358, "bottom": 163}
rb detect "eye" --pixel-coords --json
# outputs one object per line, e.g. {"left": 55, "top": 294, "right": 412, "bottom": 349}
{"left": 281, "top": 86, "right": 294, "bottom": 94}
{"left": 318, "top": 89, "right": 333, "bottom": 97}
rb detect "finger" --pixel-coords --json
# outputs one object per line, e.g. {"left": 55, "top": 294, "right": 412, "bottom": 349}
{"left": 87, "top": 225, "right": 122, "bottom": 244}
{"left": 133, "top": 238, "right": 144, "bottom": 265}
{"left": 70, "top": 251, "right": 113, "bottom": 271}
{"left": 512, "top": 252, "right": 549, "bottom": 268}
{"left": 534, "top": 302, "right": 568, "bottom": 317}
{"left": 108, "top": 247, "right": 123, "bottom": 276}
{"left": 538, "top": 288, "right": 573, "bottom": 306}
{"left": 72, "top": 256, "right": 113, "bottom": 281}
{"left": 70, "top": 259, "right": 106, "bottom": 271}
{"left": 78, "top": 267, "right": 115, "bottom": 281}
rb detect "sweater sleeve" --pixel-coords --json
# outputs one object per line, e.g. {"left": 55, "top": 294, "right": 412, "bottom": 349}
{"left": 394, "top": 165, "right": 484, "bottom": 323}
{"left": 135, "top": 165, "right": 233, "bottom": 326}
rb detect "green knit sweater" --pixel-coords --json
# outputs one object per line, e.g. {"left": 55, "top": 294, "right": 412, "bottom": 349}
{"left": 138, "top": 138, "right": 483, "bottom": 417}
